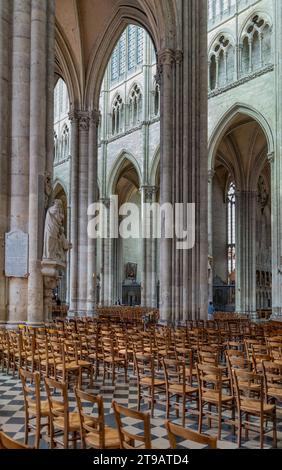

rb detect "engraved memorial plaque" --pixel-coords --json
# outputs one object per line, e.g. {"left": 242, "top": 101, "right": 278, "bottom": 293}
{"left": 5, "top": 230, "right": 29, "bottom": 278}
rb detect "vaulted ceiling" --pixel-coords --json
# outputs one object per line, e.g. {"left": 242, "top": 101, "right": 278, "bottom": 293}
{"left": 215, "top": 113, "right": 269, "bottom": 191}
{"left": 55, "top": 0, "right": 178, "bottom": 108}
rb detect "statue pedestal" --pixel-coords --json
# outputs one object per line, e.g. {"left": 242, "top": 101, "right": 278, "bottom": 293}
{"left": 41, "top": 259, "right": 66, "bottom": 322}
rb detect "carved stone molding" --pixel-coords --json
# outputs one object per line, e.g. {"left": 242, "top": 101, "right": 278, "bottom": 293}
{"left": 267, "top": 151, "right": 274, "bottom": 164}
{"left": 208, "top": 169, "right": 215, "bottom": 183}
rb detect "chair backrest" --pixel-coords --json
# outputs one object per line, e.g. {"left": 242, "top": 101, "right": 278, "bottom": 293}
{"left": 19, "top": 369, "right": 41, "bottom": 414}
{"left": 133, "top": 352, "right": 155, "bottom": 384}
{"left": 262, "top": 360, "right": 282, "bottom": 394}
{"left": 112, "top": 400, "right": 152, "bottom": 449}
{"left": 0, "top": 431, "right": 30, "bottom": 449}
{"left": 165, "top": 420, "right": 217, "bottom": 449}
{"left": 163, "top": 358, "right": 185, "bottom": 390}
{"left": 232, "top": 369, "right": 264, "bottom": 412}
{"left": 196, "top": 363, "right": 225, "bottom": 400}
{"left": 75, "top": 388, "right": 106, "bottom": 448}
{"left": 44, "top": 376, "right": 68, "bottom": 422}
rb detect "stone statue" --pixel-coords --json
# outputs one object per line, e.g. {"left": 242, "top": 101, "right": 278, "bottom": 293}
{"left": 57, "top": 226, "right": 72, "bottom": 263}
{"left": 43, "top": 199, "right": 67, "bottom": 261}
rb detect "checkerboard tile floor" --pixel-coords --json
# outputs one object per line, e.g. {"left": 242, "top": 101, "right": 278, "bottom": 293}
{"left": 0, "top": 370, "right": 280, "bottom": 449}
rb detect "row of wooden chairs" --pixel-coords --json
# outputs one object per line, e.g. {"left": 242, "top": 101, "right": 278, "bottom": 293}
{"left": 1, "top": 321, "right": 282, "bottom": 449}
{"left": 15, "top": 368, "right": 216, "bottom": 449}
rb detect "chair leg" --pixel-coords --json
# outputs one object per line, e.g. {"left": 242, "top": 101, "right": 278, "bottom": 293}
{"left": 24, "top": 413, "right": 29, "bottom": 445}
{"left": 238, "top": 414, "right": 242, "bottom": 448}
{"left": 182, "top": 394, "right": 186, "bottom": 427}
{"left": 49, "top": 420, "right": 55, "bottom": 449}
{"left": 260, "top": 415, "right": 264, "bottom": 449}
{"left": 218, "top": 405, "right": 222, "bottom": 441}
{"left": 198, "top": 401, "right": 203, "bottom": 434}
{"left": 245, "top": 413, "right": 249, "bottom": 440}
{"left": 35, "top": 415, "right": 41, "bottom": 449}
{"left": 64, "top": 429, "right": 68, "bottom": 449}
{"left": 137, "top": 385, "right": 141, "bottom": 411}
{"left": 151, "top": 387, "right": 155, "bottom": 417}
{"left": 166, "top": 392, "right": 170, "bottom": 419}
{"left": 273, "top": 412, "right": 277, "bottom": 448}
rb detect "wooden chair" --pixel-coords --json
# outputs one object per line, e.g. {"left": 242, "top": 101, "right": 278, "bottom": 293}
{"left": 262, "top": 360, "right": 282, "bottom": 416}
{"left": 163, "top": 358, "right": 198, "bottom": 426}
{"left": 50, "top": 339, "right": 80, "bottom": 387}
{"left": 112, "top": 400, "right": 152, "bottom": 449}
{"left": 197, "top": 363, "right": 235, "bottom": 440}
{"left": 165, "top": 420, "right": 217, "bottom": 449}
{"left": 232, "top": 369, "right": 277, "bottom": 448}
{"left": 134, "top": 351, "right": 165, "bottom": 417}
{"left": 20, "top": 369, "right": 63, "bottom": 448}
{"left": 44, "top": 377, "right": 81, "bottom": 449}
{"left": 101, "top": 336, "right": 127, "bottom": 385}
{"left": 0, "top": 431, "right": 30, "bottom": 449}
{"left": 75, "top": 388, "right": 119, "bottom": 449}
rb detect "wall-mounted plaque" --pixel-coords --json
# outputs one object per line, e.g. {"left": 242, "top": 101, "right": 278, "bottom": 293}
{"left": 5, "top": 230, "right": 29, "bottom": 278}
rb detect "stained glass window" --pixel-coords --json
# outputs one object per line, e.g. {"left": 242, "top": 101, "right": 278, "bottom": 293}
{"left": 128, "top": 25, "right": 136, "bottom": 70}
{"left": 110, "top": 25, "right": 146, "bottom": 84}
{"left": 111, "top": 46, "right": 119, "bottom": 81}
{"left": 119, "top": 31, "right": 126, "bottom": 75}
{"left": 137, "top": 27, "right": 144, "bottom": 64}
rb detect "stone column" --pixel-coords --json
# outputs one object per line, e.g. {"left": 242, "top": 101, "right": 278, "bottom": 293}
{"left": 99, "top": 198, "right": 114, "bottom": 306}
{"left": 159, "top": 49, "right": 174, "bottom": 324}
{"left": 159, "top": 0, "right": 208, "bottom": 324}
{"left": 87, "top": 110, "right": 99, "bottom": 315}
{"left": 27, "top": 0, "right": 49, "bottom": 325}
{"left": 271, "top": 0, "right": 282, "bottom": 319}
{"left": 77, "top": 112, "right": 89, "bottom": 315}
{"left": 208, "top": 170, "right": 215, "bottom": 302}
{"left": 68, "top": 111, "right": 79, "bottom": 315}
{"left": 8, "top": 0, "right": 31, "bottom": 324}
{"left": 0, "top": 0, "right": 11, "bottom": 323}
{"left": 270, "top": 150, "right": 282, "bottom": 318}
{"left": 141, "top": 186, "right": 158, "bottom": 307}
{"left": 236, "top": 190, "right": 257, "bottom": 318}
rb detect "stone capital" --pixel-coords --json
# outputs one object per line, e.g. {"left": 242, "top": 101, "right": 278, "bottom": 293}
{"left": 175, "top": 50, "right": 183, "bottom": 64}
{"left": 89, "top": 109, "right": 101, "bottom": 128}
{"left": 68, "top": 110, "right": 78, "bottom": 123}
{"left": 140, "top": 185, "right": 158, "bottom": 202}
{"left": 154, "top": 65, "right": 162, "bottom": 86}
{"left": 99, "top": 197, "right": 111, "bottom": 209}
{"left": 158, "top": 48, "right": 176, "bottom": 66}
{"left": 78, "top": 111, "right": 90, "bottom": 131}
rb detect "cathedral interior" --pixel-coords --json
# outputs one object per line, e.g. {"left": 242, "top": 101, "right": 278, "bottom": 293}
{"left": 0, "top": 0, "right": 282, "bottom": 453}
